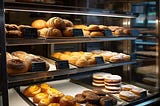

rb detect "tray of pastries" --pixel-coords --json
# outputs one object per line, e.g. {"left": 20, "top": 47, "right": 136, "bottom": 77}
{"left": 20, "top": 80, "right": 125, "bottom": 106}
{"left": 51, "top": 50, "right": 131, "bottom": 68}
{"left": 71, "top": 72, "right": 149, "bottom": 104}
{"left": 6, "top": 51, "right": 77, "bottom": 76}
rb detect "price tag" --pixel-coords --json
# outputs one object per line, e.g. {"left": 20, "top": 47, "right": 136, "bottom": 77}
{"left": 31, "top": 61, "right": 46, "bottom": 72}
{"left": 140, "top": 91, "right": 147, "bottom": 99}
{"left": 104, "top": 99, "right": 113, "bottom": 106}
{"left": 130, "top": 30, "right": 139, "bottom": 36}
{"left": 95, "top": 56, "right": 104, "bottom": 64}
{"left": 73, "top": 29, "right": 83, "bottom": 37}
{"left": 22, "top": 28, "right": 38, "bottom": 38}
{"left": 104, "top": 29, "right": 113, "bottom": 37}
{"left": 55, "top": 60, "right": 69, "bottom": 69}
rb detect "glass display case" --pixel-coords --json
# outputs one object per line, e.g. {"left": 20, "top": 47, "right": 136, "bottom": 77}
{"left": 0, "top": 0, "right": 160, "bottom": 106}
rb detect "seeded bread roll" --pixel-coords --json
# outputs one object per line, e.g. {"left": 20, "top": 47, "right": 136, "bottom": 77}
{"left": 32, "top": 19, "right": 47, "bottom": 29}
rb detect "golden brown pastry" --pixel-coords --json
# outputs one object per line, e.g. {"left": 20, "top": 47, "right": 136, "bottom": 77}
{"left": 119, "top": 91, "right": 137, "bottom": 102}
{"left": 40, "top": 83, "right": 51, "bottom": 93}
{"left": 38, "top": 98, "right": 50, "bottom": 106}
{"left": 73, "top": 25, "right": 87, "bottom": 29}
{"left": 85, "top": 25, "right": 99, "bottom": 31}
{"left": 46, "top": 87, "right": 60, "bottom": 95}
{"left": 52, "top": 52, "right": 63, "bottom": 59}
{"left": 98, "top": 25, "right": 108, "bottom": 30}
{"left": 62, "top": 27, "right": 73, "bottom": 37}
{"left": 59, "top": 95, "right": 76, "bottom": 106}
{"left": 63, "top": 19, "right": 73, "bottom": 27}
{"left": 46, "top": 17, "right": 56, "bottom": 28}
{"left": 33, "top": 93, "right": 48, "bottom": 103}
{"left": 11, "top": 51, "right": 28, "bottom": 60}
{"left": 48, "top": 103, "right": 60, "bottom": 106}
{"left": 48, "top": 90, "right": 64, "bottom": 103}
{"left": 6, "top": 52, "right": 13, "bottom": 60}
{"left": 114, "top": 28, "right": 123, "bottom": 36}
{"left": 48, "top": 17, "right": 66, "bottom": 30}
{"left": 75, "top": 58, "right": 88, "bottom": 67}
{"left": 45, "top": 28, "right": 62, "bottom": 38}
{"left": 7, "top": 59, "right": 29, "bottom": 75}
{"left": 38, "top": 28, "right": 48, "bottom": 37}
{"left": 23, "top": 85, "right": 41, "bottom": 97}
{"left": 90, "top": 31, "right": 104, "bottom": 37}
{"left": 32, "top": 19, "right": 47, "bottom": 29}
{"left": 82, "top": 30, "right": 90, "bottom": 37}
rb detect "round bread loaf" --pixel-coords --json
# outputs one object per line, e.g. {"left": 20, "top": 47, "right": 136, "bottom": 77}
{"left": 63, "top": 19, "right": 73, "bottom": 27}
{"left": 7, "top": 59, "right": 29, "bottom": 75}
{"left": 45, "top": 28, "right": 62, "bottom": 37}
{"left": 32, "top": 19, "right": 47, "bottom": 29}
{"left": 53, "top": 17, "right": 66, "bottom": 30}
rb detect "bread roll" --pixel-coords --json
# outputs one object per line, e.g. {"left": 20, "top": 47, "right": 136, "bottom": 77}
{"left": 38, "top": 28, "right": 48, "bottom": 37}
{"left": 63, "top": 19, "right": 73, "bottom": 27}
{"left": 7, "top": 59, "right": 29, "bottom": 75}
{"left": 5, "top": 24, "right": 19, "bottom": 30}
{"left": 32, "top": 19, "right": 47, "bottom": 29}
{"left": 90, "top": 31, "right": 104, "bottom": 37}
{"left": 59, "top": 95, "right": 76, "bottom": 106}
{"left": 49, "top": 17, "right": 66, "bottom": 30}
{"left": 82, "top": 30, "right": 90, "bottom": 37}
{"left": 63, "top": 27, "right": 73, "bottom": 37}
{"left": 85, "top": 25, "right": 99, "bottom": 31}
{"left": 52, "top": 52, "right": 63, "bottom": 59}
{"left": 45, "top": 28, "right": 62, "bottom": 37}
{"left": 11, "top": 51, "right": 28, "bottom": 60}
{"left": 73, "top": 25, "right": 87, "bottom": 29}
{"left": 99, "top": 25, "right": 108, "bottom": 30}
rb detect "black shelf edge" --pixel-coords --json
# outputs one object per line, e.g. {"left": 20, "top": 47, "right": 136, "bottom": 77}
{"left": 6, "top": 37, "right": 137, "bottom": 46}
{"left": 4, "top": 2, "right": 137, "bottom": 18}
{"left": 8, "top": 61, "right": 136, "bottom": 88}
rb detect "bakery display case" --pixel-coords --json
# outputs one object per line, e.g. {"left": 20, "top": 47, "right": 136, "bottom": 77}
{"left": 1, "top": 0, "right": 160, "bottom": 106}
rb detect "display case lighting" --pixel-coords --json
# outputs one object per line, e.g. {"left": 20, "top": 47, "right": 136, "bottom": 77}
{"left": 4, "top": 8, "right": 136, "bottom": 18}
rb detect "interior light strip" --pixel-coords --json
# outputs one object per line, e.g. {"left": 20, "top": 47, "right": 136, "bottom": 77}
{"left": 4, "top": 8, "right": 136, "bottom": 18}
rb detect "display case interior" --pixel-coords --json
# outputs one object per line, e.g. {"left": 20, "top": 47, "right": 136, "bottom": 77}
{"left": 0, "top": 0, "right": 160, "bottom": 106}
